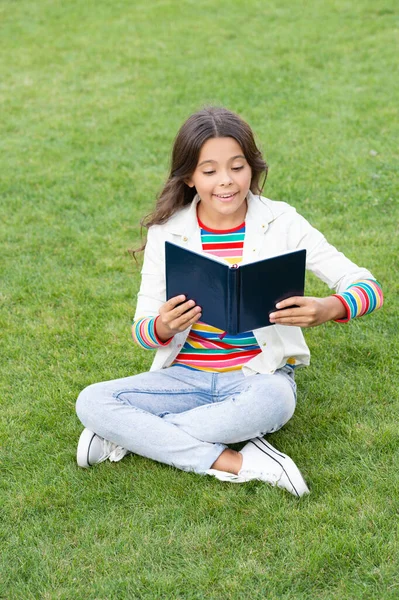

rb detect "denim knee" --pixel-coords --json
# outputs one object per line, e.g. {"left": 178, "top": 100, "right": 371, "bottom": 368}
{"left": 75, "top": 382, "right": 101, "bottom": 426}
{"left": 244, "top": 374, "right": 296, "bottom": 433}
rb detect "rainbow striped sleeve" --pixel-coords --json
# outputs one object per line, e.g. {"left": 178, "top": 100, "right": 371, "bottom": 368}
{"left": 132, "top": 316, "right": 172, "bottom": 349}
{"left": 333, "top": 279, "right": 383, "bottom": 323}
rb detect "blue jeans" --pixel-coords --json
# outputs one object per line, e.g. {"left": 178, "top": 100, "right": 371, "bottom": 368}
{"left": 76, "top": 365, "right": 297, "bottom": 474}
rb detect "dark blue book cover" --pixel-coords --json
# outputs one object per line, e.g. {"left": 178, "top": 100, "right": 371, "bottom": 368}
{"left": 165, "top": 242, "right": 306, "bottom": 335}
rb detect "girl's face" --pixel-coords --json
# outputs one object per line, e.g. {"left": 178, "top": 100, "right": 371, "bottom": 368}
{"left": 186, "top": 137, "right": 252, "bottom": 228}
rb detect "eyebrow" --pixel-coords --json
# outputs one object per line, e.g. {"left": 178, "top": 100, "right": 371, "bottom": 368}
{"left": 197, "top": 154, "right": 246, "bottom": 167}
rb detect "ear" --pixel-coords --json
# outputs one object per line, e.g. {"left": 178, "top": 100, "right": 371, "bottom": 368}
{"left": 185, "top": 178, "right": 195, "bottom": 188}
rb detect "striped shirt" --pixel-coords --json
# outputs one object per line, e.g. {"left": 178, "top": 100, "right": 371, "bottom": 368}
{"left": 200, "top": 217, "right": 245, "bottom": 265}
{"left": 171, "top": 220, "right": 262, "bottom": 372}
{"left": 333, "top": 279, "right": 383, "bottom": 322}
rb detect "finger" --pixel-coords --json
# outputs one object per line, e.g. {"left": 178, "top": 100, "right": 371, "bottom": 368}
{"left": 275, "top": 296, "right": 306, "bottom": 310}
{"left": 187, "top": 310, "right": 202, "bottom": 325}
{"left": 270, "top": 316, "right": 304, "bottom": 326}
{"left": 172, "top": 305, "right": 202, "bottom": 327}
{"left": 269, "top": 307, "right": 306, "bottom": 321}
{"left": 272, "top": 319, "right": 316, "bottom": 328}
{"left": 162, "top": 298, "right": 195, "bottom": 319}
{"left": 171, "top": 299, "right": 197, "bottom": 318}
{"left": 270, "top": 311, "right": 316, "bottom": 326}
{"left": 166, "top": 295, "right": 187, "bottom": 309}
{"left": 270, "top": 315, "right": 296, "bottom": 325}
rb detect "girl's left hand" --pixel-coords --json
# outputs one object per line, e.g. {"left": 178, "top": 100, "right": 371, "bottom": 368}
{"left": 269, "top": 295, "right": 346, "bottom": 328}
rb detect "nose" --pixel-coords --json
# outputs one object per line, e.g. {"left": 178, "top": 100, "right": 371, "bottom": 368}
{"left": 220, "top": 171, "right": 233, "bottom": 186}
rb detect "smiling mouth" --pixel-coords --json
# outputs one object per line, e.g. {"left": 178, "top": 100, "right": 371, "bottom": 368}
{"left": 214, "top": 192, "right": 237, "bottom": 201}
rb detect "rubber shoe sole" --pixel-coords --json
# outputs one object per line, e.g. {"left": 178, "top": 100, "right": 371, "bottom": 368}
{"left": 77, "top": 428, "right": 98, "bottom": 468}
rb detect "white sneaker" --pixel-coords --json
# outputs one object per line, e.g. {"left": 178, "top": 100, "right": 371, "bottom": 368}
{"left": 77, "top": 428, "right": 129, "bottom": 468}
{"left": 238, "top": 437, "right": 310, "bottom": 497}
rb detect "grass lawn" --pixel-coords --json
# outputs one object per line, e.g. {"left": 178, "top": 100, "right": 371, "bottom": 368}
{"left": 1, "top": 0, "right": 398, "bottom": 598}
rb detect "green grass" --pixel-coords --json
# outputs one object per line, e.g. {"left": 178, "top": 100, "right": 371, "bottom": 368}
{"left": 1, "top": 0, "right": 398, "bottom": 598}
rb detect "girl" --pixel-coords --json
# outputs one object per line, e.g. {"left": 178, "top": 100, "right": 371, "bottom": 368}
{"left": 76, "top": 107, "right": 383, "bottom": 497}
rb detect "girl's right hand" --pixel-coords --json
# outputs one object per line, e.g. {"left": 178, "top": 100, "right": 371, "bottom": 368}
{"left": 156, "top": 295, "right": 202, "bottom": 342}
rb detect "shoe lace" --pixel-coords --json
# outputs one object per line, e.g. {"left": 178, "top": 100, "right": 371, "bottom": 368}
{"left": 104, "top": 440, "right": 127, "bottom": 462}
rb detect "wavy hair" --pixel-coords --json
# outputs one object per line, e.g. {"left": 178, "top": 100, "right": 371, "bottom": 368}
{"left": 135, "top": 107, "right": 268, "bottom": 252}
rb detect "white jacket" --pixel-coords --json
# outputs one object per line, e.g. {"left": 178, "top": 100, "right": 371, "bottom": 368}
{"left": 134, "top": 192, "right": 375, "bottom": 375}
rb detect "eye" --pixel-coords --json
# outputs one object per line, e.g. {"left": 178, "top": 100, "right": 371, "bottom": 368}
{"left": 232, "top": 166, "right": 244, "bottom": 171}
{"left": 203, "top": 170, "right": 216, "bottom": 175}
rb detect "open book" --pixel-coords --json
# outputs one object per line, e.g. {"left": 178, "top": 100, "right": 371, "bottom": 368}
{"left": 165, "top": 242, "right": 306, "bottom": 335}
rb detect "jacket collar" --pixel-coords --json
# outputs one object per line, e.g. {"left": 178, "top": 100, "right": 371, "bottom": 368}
{"left": 163, "top": 191, "right": 276, "bottom": 236}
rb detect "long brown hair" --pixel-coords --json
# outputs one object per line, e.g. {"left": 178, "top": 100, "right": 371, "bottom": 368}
{"left": 136, "top": 107, "right": 268, "bottom": 251}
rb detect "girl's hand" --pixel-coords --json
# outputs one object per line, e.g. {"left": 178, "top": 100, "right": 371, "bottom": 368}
{"left": 156, "top": 295, "right": 202, "bottom": 342}
{"left": 269, "top": 296, "right": 346, "bottom": 328}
